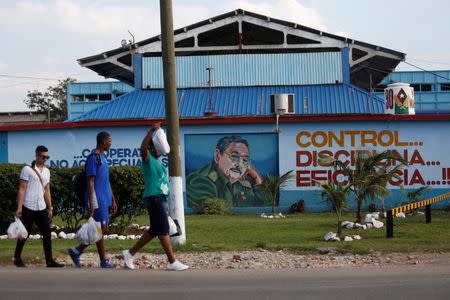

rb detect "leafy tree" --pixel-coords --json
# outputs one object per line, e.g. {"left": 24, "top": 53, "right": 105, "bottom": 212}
{"left": 321, "top": 182, "right": 349, "bottom": 238}
{"left": 23, "top": 77, "right": 76, "bottom": 121}
{"left": 260, "top": 170, "right": 294, "bottom": 213}
{"left": 320, "top": 150, "right": 407, "bottom": 223}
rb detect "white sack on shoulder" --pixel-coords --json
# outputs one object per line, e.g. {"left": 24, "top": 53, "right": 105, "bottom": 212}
{"left": 152, "top": 128, "right": 170, "bottom": 155}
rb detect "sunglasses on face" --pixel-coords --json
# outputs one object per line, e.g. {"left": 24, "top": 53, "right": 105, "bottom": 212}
{"left": 39, "top": 155, "right": 50, "bottom": 160}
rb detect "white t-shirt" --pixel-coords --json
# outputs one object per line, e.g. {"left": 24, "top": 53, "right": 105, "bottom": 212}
{"left": 19, "top": 165, "right": 50, "bottom": 211}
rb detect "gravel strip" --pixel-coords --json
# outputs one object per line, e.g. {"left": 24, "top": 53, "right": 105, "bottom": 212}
{"left": 56, "top": 250, "right": 450, "bottom": 270}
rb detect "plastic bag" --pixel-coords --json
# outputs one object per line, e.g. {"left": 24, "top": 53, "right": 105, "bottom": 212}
{"left": 168, "top": 216, "right": 182, "bottom": 237}
{"left": 7, "top": 217, "right": 28, "bottom": 240}
{"left": 76, "top": 217, "right": 102, "bottom": 245}
{"left": 152, "top": 128, "right": 170, "bottom": 156}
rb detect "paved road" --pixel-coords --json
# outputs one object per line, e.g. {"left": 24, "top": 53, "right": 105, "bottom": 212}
{"left": 0, "top": 265, "right": 449, "bottom": 300}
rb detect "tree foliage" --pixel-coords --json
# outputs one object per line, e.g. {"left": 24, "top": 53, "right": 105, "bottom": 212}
{"left": 320, "top": 150, "right": 407, "bottom": 223}
{"left": 260, "top": 170, "right": 294, "bottom": 213}
{"left": 23, "top": 77, "right": 76, "bottom": 121}
{"left": 321, "top": 182, "right": 349, "bottom": 237}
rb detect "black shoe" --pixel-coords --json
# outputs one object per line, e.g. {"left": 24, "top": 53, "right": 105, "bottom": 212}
{"left": 47, "top": 260, "right": 65, "bottom": 268}
{"left": 14, "top": 258, "right": 26, "bottom": 268}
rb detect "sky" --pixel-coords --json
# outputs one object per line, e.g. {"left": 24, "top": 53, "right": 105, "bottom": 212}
{"left": 1, "top": 0, "right": 450, "bottom": 112}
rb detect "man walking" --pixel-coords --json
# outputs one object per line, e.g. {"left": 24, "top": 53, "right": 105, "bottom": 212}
{"left": 68, "top": 131, "right": 117, "bottom": 268}
{"left": 14, "top": 145, "right": 64, "bottom": 268}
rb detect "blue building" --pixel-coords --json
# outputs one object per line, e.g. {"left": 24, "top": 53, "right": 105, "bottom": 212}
{"left": 67, "top": 81, "right": 134, "bottom": 119}
{"left": 3, "top": 9, "right": 450, "bottom": 213}
{"left": 373, "top": 70, "right": 450, "bottom": 114}
{"left": 71, "top": 8, "right": 405, "bottom": 122}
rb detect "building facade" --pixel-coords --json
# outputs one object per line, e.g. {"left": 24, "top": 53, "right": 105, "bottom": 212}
{"left": 2, "top": 9, "right": 450, "bottom": 212}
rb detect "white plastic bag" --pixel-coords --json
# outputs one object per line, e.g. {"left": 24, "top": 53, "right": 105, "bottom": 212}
{"left": 7, "top": 217, "right": 28, "bottom": 240}
{"left": 152, "top": 128, "right": 170, "bottom": 155}
{"left": 168, "top": 216, "right": 181, "bottom": 237}
{"left": 76, "top": 217, "right": 102, "bottom": 245}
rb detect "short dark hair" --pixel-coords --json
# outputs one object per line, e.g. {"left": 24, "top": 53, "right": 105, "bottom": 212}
{"left": 35, "top": 145, "right": 48, "bottom": 154}
{"left": 216, "top": 135, "right": 249, "bottom": 154}
{"left": 96, "top": 131, "right": 111, "bottom": 146}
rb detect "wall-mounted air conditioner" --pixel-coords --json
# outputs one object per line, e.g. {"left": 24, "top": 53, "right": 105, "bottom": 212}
{"left": 270, "top": 94, "right": 295, "bottom": 115}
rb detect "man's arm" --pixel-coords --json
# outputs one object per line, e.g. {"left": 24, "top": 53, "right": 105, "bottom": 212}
{"left": 140, "top": 123, "right": 160, "bottom": 162}
{"left": 15, "top": 180, "right": 27, "bottom": 218}
{"left": 110, "top": 184, "right": 117, "bottom": 214}
{"left": 44, "top": 183, "right": 53, "bottom": 219}
{"left": 88, "top": 176, "right": 95, "bottom": 216}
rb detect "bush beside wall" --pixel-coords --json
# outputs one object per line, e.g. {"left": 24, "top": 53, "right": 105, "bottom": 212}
{"left": 0, "top": 164, "right": 145, "bottom": 233}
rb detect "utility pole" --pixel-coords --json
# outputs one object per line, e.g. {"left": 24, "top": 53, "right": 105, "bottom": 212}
{"left": 160, "top": 0, "right": 185, "bottom": 244}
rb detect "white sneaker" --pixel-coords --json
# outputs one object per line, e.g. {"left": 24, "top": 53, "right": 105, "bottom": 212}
{"left": 166, "top": 260, "right": 189, "bottom": 271}
{"left": 122, "top": 250, "right": 135, "bottom": 270}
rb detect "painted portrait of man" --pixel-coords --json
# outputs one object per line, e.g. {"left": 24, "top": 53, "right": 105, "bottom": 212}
{"left": 185, "top": 134, "right": 278, "bottom": 208}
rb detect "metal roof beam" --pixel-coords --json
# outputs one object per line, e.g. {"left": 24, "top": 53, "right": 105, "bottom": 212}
{"left": 349, "top": 45, "right": 404, "bottom": 67}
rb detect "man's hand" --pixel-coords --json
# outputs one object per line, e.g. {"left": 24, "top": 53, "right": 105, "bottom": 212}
{"left": 151, "top": 122, "right": 161, "bottom": 132}
{"left": 111, "top": 195, "right": 118, "bottom": 215}
{"left": 88, "top": 206, "right": 94, "bottom": 217}
{"left": 246, "top": 165, "right": 263, "bottom": 185}
{"left": 15, "top": 208, "right": 22, "bottom": 218}
{"left": 47, "top": 208, "right": 53, "bottom": 220}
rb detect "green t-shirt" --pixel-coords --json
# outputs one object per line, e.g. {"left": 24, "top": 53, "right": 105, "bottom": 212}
{"left": 141, "top": 153, "right": 169, "bottom": 198}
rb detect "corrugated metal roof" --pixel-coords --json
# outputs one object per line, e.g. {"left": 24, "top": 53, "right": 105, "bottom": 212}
{"left": 69, "top": 84, "right": 385, "bottom": 122}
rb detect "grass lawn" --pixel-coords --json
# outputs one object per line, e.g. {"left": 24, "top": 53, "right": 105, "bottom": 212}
{"left": 1, "top": 211, "right": 449, "bottom": 265}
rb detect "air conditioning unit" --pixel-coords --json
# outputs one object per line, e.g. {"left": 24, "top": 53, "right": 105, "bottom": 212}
{"left": 270, "top": 94, "right": 295, "bottom": 115}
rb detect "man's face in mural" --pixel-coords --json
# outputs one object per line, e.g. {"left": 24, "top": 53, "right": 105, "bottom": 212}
{"left": 214, "top": 142, "right": 250, "bottom": 184}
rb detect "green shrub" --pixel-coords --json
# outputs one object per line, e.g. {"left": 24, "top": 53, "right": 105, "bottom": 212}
{"left": 199, "top": 198, "right": 231, "bottom": 215}
{"left": 108, "top": 166, "right": 145, "bottom": 233}
{"left": 0, "top": 164, "right": 23, "bottom": 232}
{"left": 49, "top": 166, "right": 85, "bottom": 231}
{"left": 0, "top": 163, "right": 146, "bottom": 233}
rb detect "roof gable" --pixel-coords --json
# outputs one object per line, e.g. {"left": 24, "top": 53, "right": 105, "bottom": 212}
{"left": 78, "top": 9, "right": 405, "bottom": 90}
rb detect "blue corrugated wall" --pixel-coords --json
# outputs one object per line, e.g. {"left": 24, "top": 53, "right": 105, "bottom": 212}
{"left": 142, "top": 52, "right": 343, "bottom": 89}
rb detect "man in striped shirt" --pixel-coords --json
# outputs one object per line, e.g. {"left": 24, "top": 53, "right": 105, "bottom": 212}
{"left": 14, "top": 145, "right": 64, "bottom": 268}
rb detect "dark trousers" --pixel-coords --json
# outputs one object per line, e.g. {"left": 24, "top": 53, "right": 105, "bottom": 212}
{"left": 14, "top": 206, "right": 53, "bottom": 264}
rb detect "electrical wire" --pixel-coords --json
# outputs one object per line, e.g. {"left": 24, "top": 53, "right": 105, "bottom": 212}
{"left": 407, "top": 57, "right": 450, "bottom": 67}
{"left": 401, "top": 61, "right": 450, "bottom": 80}
{"left": 0, "top": 74, "right": 62, "bottom": 81}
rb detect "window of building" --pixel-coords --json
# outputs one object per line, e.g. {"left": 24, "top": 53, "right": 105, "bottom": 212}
{"left": 85, "top": 95, "right": 97, "bottom": 102}
{"left": 441, "top": 84, "right": 450, "bottom": 91}
{"left": 72, "top": 95, "right": 84, "bottom": 102}
{"left": 410, "top": 84, "right": 420, "bottom": 92}
{"left": 98, "top": 94, "right": 112, "bottom": 101}
{"left": 420, "top": 84, "right": 432, "bottom": 92}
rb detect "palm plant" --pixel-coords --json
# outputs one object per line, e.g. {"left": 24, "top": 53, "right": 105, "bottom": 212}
{"left": 320, "top": 150, "right": 407, "bottom": 223}
{"left": 399, "top": 186, "right": 430, "bottom": 214}
{"left": 321, "top": 182, "right": 349, "bottom": 238}
{"left": 260, "top": 170, "right": 294, "bottom": 214}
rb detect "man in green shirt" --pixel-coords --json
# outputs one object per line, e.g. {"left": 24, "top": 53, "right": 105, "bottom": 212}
{"left": 186, "top": 135, "right": 267, "bottom": 208}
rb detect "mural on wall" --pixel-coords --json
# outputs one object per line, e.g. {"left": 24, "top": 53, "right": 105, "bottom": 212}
{"left": 185, "top": 133, "right": 279, "bottom": 208}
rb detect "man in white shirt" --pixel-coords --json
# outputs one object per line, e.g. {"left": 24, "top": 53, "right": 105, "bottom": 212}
{"left": 14, "top": 145, "right": 64, "bottom": 268}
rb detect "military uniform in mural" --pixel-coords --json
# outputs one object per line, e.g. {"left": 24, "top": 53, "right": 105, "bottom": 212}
{"left": 186, "top": 161, "right": 267, "bottom": 208}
